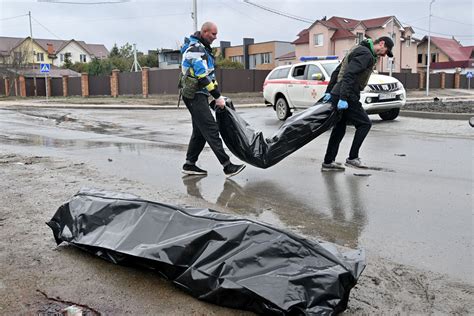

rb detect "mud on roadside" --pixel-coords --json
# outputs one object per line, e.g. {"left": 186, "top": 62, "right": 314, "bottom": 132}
{"left": 0, "top": 153, "right": 472, "bottom": 315}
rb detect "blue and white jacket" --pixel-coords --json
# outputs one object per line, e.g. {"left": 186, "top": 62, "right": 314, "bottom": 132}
{"left": 180, "top": 32, "right": 221, "bottom": 99}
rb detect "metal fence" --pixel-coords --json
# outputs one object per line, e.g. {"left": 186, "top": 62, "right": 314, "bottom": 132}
{"left": 89, "top": 75, "right": 111, "bottom": 96}
{"left": 68, "top": 77, "right": 82, "bottom": 96}
{"left": 3, "top": 70, "right": 473, "bottom": 98}
{"left": 51, "top": 78, "right": 63, "bottom": 96}
{"left": 380, "top": 72, "right": 420, "bottom": 90}
{"left": 445, "top": 73, "right": 455, "bottom": 88}
{"left": 119, "top": 72, "right": 142, "bottom": 95}
{"left": 149, "top": 69, "right": 180, "bottom": 94}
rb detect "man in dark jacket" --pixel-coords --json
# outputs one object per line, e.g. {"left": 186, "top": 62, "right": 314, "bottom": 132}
{"left": 180, "top": 22, "right": 245, "bottom": 178}
{"left": 321, "top": 36, "right": 394, "bottom": 171}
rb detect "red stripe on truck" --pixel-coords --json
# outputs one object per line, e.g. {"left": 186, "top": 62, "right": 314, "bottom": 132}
{"left": 263, "top": 80, "right": 329, "bottom": 86}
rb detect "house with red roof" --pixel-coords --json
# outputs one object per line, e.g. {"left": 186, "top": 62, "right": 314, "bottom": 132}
{"left": 289, "top": 15, "right": 418, "bottom": 73}
{"left": 417, "top": 36, "right": 474, "bottom": 74}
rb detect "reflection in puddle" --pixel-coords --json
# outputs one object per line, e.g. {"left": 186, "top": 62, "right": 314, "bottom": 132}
{"left": 181, "top": 174, "right": 369, "bottom": 248}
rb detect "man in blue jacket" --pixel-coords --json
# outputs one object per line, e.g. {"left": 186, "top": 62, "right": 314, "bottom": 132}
{"left": 180, "top": 22, "right": 245, "bottom": 178}
{"left": 321, "top": 36, "right": 394, "bottom": 171}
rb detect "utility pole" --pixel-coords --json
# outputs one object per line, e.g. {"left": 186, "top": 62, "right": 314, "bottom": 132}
{"left": 130, "top": 43, "right": 142, "bottom": 72}
{"left": 29, "top": 11, "right": 38, "bottom": 96}
{"left": 426, "top": 0, "right": 435, "bottom": 96}
{"left": 389, "top": 16, "right": 395, "bottom": 77}
{"left": 192, "top": 0, "right": 198, "bottom": 32}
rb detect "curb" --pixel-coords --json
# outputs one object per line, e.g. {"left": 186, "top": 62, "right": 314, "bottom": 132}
{"left": 1, "top": 103, "right": 267, "bottom": 110}
{"left": 400, "top": 110, "right": 473, "bottom": 120}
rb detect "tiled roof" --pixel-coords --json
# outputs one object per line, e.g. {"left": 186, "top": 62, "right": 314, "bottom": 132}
{"left": 34, "top": 38, "right": 67, "bottom": 53}
{"left": 460, "top": 46, "right": 474, "bottom": 59}
{"left": 430, "top": 59, "right": 474, "bottom": 69}
{"left": 327, "top": 16, "right": 361, "bottom": 30}
{"left": 8, "top": 67, "right": 81, "bottom": 78}
{"left": 423, "top": 36, "right": 469, "bottom": 61}
{"left": 292, "top": 29, "right": 309, "bottom": 45}
{"left": 293, "top": 15, "right": 396, "bottom": 44}
{"left": 361, "top": 16, "right": 392, "bottom": 29}
{"left": 0, "top": 36, "right": 108, "bottom": 58}
{"left": 86, "top": 44, "right": 109, "bottom": 58}
{"left": 331, "top": 29, "right": 356, "bottom": 40}
{"left": 0, "top": 37, "right": 24, "bottom": 55}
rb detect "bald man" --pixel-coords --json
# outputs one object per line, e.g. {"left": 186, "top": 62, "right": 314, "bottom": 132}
{"left": 180, "top": 22, "right": 245, "bottom": 178}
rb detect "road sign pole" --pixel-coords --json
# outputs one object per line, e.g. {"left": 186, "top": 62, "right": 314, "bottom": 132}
{"left": 45, "top": 73, "right": 48, "bottom": 102}
{"left": 466, "top": 72, "right": 473, "bottom": 90}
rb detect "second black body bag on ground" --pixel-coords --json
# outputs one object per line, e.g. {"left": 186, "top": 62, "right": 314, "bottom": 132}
{"left": 47, "top": 188, "right": 365, "bottom": 315}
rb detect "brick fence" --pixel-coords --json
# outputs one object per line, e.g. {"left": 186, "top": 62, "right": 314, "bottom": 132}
{"left": 1, "top": 69, "right": 471, "bottom": 97}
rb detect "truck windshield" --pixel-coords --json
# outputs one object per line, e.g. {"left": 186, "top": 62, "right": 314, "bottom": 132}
{"left": 321, "top": 62, "right": 340, "bottom": 77}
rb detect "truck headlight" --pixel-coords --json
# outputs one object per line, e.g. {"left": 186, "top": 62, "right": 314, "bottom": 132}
{"left": 366, "top": 97, "right": 372, "bottom": 104}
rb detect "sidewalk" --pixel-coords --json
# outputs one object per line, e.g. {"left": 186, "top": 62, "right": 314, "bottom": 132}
{"left": 406, "top": 89, "right": 474, "bottom": 102}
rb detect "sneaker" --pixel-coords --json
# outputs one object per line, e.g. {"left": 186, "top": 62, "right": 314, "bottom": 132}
{"left": 182, "top": 163, "right": 207, "bottom": 175}
{"left": 345, "top": 158, "right": 368, "bottom": 169}
{"left": 223, "top": 163, "right": 246, "bottom": 178}
{"left": 321, "top": 161, "right": 345, "bottom": 172}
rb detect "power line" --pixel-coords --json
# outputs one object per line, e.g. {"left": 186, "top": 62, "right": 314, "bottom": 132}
{"left": 37, "top": 0, "right": 130, "bottom": 4}
{"left": 400, "top": 20, "right": 473, "bottom": 38}
{"left": 0, "top": 14, "right": 29, "bottom": 21}
{"left": 403, "top": 16, "right": 429, "bottom": 24}
{"left": 242, "top": 0, "right": 312, "bottom": 24}
{"left": 31, "top": 16, "right": 64, "bottom": 40}
{"left": 221, "top": 0, "right": 262, "bottom": 24}
{"left": 432, "top": 15, "right": 474, "bottom": 26}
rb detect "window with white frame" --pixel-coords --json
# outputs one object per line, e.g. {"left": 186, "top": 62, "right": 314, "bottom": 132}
{"left": 386, "top": 57, "right": 396, "bottom": 71}
{"left": 14, "top": 52, "right": 22, "bottom": 62}
{"left": 261, "top": 52, "right": 271, "bottom": 64}
{"left": 314, "top": 33, "right": 323, "bottom": 46}
{"left": 406, "top": 36, "right": 411, "bottom": 47}
{"left": 356, "top": 32, "right": 364, "bottom": 44}
{"left": 36, "top": 52, "right": 44, "bottom": 62}
{"left": 249, "top": 54, "right": 257, "bottom": 69}
{"left": 60, "top": 54, "right": 64, "bottom": 62}
{"left": 230, "top": 55, "right": 243, "bottom": 64}
{"left": 80, "top": 54, "right": 87, "bottom": 63}
{"left": 390, "top": 32, "right": 396, "bottom": 44}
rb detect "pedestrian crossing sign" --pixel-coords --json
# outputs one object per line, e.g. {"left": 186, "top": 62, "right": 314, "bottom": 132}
{"left": 40, "top": 63, "right": 50, "bottom": 73}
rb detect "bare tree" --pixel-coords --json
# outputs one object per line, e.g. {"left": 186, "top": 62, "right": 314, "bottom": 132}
{"left": 1, "top": 45, "right": 34, "bottom": 96}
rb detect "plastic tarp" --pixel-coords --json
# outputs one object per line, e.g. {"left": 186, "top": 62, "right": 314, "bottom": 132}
{"left": 47, "top": 188, "right": 365, "bottom": 315}
{"left": 215, "top": 100, "right": 339, "bottom": 169}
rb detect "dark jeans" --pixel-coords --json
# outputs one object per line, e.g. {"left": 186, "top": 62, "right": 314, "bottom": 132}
{"left": 324, "top": 96, "right": 372, "bottom": 164}
{"left": 183, "top": 93, "right": 230, "bottom": 166}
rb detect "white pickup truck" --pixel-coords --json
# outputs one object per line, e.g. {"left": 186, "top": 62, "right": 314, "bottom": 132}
{"left": 263, "top": 57, "right": 406, "bottom": 120}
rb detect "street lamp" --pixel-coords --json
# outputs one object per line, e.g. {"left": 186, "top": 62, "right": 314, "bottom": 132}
{"left": 426, "top": 0, "right": 435, "bottom": 96}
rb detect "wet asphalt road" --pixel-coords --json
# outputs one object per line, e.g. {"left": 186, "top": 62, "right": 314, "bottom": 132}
{"left": 0, "top": 105, "right": 472, "bottom": 283}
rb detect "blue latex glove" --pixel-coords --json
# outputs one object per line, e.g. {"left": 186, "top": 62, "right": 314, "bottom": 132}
{"left": 337, "top": 99, "right": 348, "bottom": 110}
{"left": 323, "top": 93, "right": 331, "bottom": 102}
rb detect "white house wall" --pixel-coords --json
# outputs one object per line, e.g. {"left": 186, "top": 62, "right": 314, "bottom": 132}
{"left": 55, "top": 41, "right": 91, "bottom": 66}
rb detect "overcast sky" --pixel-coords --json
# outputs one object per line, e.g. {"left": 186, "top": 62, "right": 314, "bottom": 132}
{"left": 1, "top": 0, "right": 473, "bottom": 53}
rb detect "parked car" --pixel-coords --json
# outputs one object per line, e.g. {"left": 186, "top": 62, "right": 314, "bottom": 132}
{"left": 263, "top": 56, "right": 406, "bottom": 121}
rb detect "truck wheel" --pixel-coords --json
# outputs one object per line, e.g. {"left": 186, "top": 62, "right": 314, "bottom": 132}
{"left": 379, "top": 108, "right": 400, "bottom": 121}
{"left": 275, "top": 97, "right": 291, "bottom": 121}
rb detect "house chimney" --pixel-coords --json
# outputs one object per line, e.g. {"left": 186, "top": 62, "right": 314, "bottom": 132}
{"left": 47, "top": 43, "right": 54, "bottom": 55}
